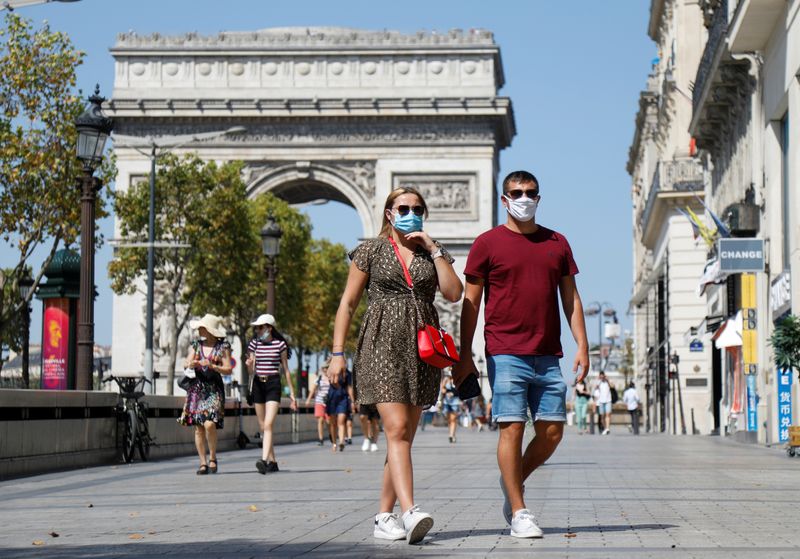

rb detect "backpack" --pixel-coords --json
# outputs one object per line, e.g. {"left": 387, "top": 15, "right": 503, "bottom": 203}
{"left": 610, "top": 387, "right": 619, "bottom": 404}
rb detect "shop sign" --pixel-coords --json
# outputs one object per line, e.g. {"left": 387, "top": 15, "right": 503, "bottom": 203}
{"left": 777, "top": 368, "right": 793, "bottom": 443}
{"left": 771, "top": 270, "right": 791, "bottom": 321}
{"left": 746, "top": 374, "right": 757, "bottom": 432}
{"left": 718, "top": 239, "right": 765, "bottom": 272}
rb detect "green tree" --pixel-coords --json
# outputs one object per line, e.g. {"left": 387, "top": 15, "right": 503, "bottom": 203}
{"left": 0, "top": 14, "right": 113, "bottom": 355}
{"left": 770, "top": 314, "right": 800, "bottom": 382}
{"left": 109, "top": 154, "right": 245, "bottom": 394}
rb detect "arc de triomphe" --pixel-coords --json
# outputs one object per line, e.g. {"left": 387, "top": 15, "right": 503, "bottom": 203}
{"left": 107, "top": 27, "right": 515, "bottom": 384}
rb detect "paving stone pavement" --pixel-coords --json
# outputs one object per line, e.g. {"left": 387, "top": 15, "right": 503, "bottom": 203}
{"left": 1, "top": 424, "right": 799, "bottom": 559}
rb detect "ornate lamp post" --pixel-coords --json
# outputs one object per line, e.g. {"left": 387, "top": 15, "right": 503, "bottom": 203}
{"left": 74, "top": 86, "right": 113, "bottom": 391}
{"left": 584, "top": 301, "right": 616, "bottom": 371}
{"left": 260, "top": 215, "right": 282, "bottom": 316}
{"left": 18, "top": 272, "right": 34, "bottom": 389}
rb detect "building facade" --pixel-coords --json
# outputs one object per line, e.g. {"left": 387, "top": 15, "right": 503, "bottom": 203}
{"left": 106, "top": 27, "right": 515, "bottom": 392}
{"left": 632, "top": 0, "right": 800, "bottom": 444}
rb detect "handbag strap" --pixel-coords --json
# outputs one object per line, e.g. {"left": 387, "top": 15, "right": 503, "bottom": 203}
{"left": 388, "top": 238, "right": 414, "bottom": 288}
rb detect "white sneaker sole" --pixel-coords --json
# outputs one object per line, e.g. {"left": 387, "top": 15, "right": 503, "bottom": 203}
{"left": 510, "top": 528, "right": 543, "bottom": 538}
{"left": 406, "top": 516, "right": 434, "bottom": 544}
{"left": 373, "top": 529, "right": 406, "bottom": 541}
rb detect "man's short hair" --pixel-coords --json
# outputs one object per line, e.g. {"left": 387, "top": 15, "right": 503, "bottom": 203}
{"left": 502, "top": 170, "right": 539, "bottom": 192}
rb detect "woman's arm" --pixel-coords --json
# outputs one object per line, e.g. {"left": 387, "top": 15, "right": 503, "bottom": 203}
{"left": 328, "top": 262, "right": 369, "bottom": 384}
{"left": 405, "top": 232, "right": 462, "bottom": 302}
{"left": 280, "top": 349, "right": 297, "bottom": 410}
{"left": 213, "top": 347, "right": 233, "bottom": 376}
{"left": 184, "top": 347, "right": 196, "bottom": 369}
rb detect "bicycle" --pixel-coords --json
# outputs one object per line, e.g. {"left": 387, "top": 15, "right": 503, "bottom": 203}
{"left": 103, "top": 375, "right": 155, "bottom": 463}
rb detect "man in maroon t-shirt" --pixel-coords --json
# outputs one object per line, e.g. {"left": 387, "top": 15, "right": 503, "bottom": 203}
{"left": 453, "top": 170, "right": 590, "bottom": 539}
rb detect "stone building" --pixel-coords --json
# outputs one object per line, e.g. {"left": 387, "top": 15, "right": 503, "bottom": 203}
{"left": 106, "top": 27, "right": 515, "bottom": 392}
{"left": 631, "top": 0, "right": 800, "bottom": 444}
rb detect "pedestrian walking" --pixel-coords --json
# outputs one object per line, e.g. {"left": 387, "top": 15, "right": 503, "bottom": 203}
{"left": 622, "top": 381, "right": 641, "bottom": 435}
{"left": 359, "top": 403, "right": 381, "bottom": 452}
{"left": 245, "top": 314, "right": 297, "bottom": 474}
{"left": 574, "top": 379, "right": 591, "bottom": 434}
{"left": 595, "top": 372, "right": 613, "bottom": 435}
{"left": 326, "top": 363, "right": 355, "bottom": 452}
{"left": 453, "top": 170, "right": 589, "bottom": 539}
{"left": 305, "top": 368, "right": 331, "bottom": 446}
{"left": 178, "top": 314, "right": 232, "bottom": 475}
{"left": 473, "top": 394, "right": 488, "bottom": 432}
{"left": 328, "top": 186, "right": 463, "bottom": 544}
{"left": 439, "top": 372, "right": 462, "bottom": 443}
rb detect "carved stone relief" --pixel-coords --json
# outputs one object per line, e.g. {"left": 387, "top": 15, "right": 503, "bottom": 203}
{"left": 242, "top": 160, "right": 376, "bottom": 199}
{"left": 392, "top": 173, "right": 477, "bottom": 220}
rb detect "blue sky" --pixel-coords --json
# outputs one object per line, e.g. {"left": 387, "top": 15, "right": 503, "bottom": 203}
{"left": 1, "top": 0, "right": 654, "bottom": 369}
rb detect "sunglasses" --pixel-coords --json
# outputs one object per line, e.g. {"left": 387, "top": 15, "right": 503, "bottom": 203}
{"left": 504, "top": 189, "right": 540, "bottom": 200}
{"left": 393, "top": 205, "right": 425, "bottom": 216}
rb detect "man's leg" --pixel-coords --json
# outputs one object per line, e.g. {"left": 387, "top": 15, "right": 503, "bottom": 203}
{"left": 497, "top": 421, "right": 526, "bottom": 513}
{"left": 521, "top": 420, "right": 564, "bottom": 481}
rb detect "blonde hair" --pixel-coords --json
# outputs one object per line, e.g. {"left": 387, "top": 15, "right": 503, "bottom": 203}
{"left": 378, "top": 187, "right": 429, "bottom": 238}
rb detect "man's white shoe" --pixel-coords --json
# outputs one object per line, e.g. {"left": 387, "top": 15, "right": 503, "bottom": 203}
{"left": 602, "top": 429, "right": 610, "bottom": 435}
{"left": 510, "top": 508, "right": 543, "bottom": 538}
{"left": 373, "top": 512, "right": 406, "bottom": 540}
{"left": 499, "top": 476, "right": 524, "bottom": 526}
{"left": 369, "top": 441, "right": 379, "bottom": 452}
{"left": 402, "top": 505, "right": 434, "bottom": 544}
{"left": 361, "top": 438, "right": 371, "bottom": 451}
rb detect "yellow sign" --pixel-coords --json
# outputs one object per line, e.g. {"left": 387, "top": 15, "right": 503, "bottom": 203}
{"left": 741, "top": 273, "right": 757, "bottom": 374}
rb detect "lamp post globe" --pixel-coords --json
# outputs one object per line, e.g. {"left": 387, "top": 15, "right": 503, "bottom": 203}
{"left": 260, "top": 215, "right": 282, "bottom": 316}
{"left": 74, "top": 85, "right": 113, "bottom": 391}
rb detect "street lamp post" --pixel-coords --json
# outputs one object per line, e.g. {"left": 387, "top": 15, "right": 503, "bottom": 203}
{"left": 112, "top": 126, "right": 245, "bottom": 389}
{"left": 1, "top": 0, "right": 80, "bottom": 10}
{"left": 74, "top": 86, "right": 113, "bottom": 391}
{"left": 260, "top": 215, "right": 282, "bottom": 316}
{"left": 18, "top": 272, "right": 34, "bottom": 389}
{"left": 584, "top": 301, "right": 615, "bottom": 371}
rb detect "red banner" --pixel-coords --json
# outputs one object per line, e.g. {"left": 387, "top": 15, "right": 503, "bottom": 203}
{"left": 42, "top": 299, "right": 70, "bottom": 390}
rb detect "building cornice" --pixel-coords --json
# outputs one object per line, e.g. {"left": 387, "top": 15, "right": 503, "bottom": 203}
{"left": 627, "top": 89, "right": 659, "bottom": 175}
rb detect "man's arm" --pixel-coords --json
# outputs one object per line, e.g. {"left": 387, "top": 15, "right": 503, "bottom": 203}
{"left": 453, "top": 275, "right": 484, "bottom": 385}
{"left": 558, "top": 275, "right": 590, "bottom": 384}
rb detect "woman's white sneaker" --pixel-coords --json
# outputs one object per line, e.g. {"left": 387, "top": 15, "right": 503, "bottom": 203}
{"left": 374, "top": 512, "right": 406, "bottom": 540}
{"left": 510, "top": 508, "right": 543, "bottom": 538}
{"left": 361, "top": 438, "right": 371, "bottom": 451}
{"left": 401, "top": 505, "right": 434, "bottom": 544}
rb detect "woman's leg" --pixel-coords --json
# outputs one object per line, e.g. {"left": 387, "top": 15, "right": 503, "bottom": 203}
{"left": 255, "top": 403, "right": 266, "bottom": 433}
{"left": 337, "top": 413, "right": 347, "bottom": 446}
{"left": 448, "top": 412, "right": 457, "bottom": 439}
{"left": 262, "top": 401, "right": 279, "bottom": 462}
{"left": 204, "top": 420, "right": 218, "bottom": 462}
{"left": 317, "top": 416, "right": 325, "bottom": 441}
{"left": 194, "top": 425, "right": 207, "bottom": 465}
{"left": 328, "top": 416, "right": 338, "bottom": 450}
{"left": 377, "top": 403, "right": 423, "bottom": 513}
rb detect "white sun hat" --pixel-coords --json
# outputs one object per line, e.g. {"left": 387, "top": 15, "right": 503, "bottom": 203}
{"left": 251, "top": 313, "right": 276, "bottom": 327}
{"left": 189, "top": 313, "right": 226, "bottom": 338}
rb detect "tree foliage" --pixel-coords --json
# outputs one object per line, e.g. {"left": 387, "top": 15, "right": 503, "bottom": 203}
{"left": 109, "top": 154, "right": 247, "bottom": 393}
{"left": 0, "top": 13, "right": 114, "bottom": 357}
{"left": 770, "top": 314, "right": 800, "bottom": 381}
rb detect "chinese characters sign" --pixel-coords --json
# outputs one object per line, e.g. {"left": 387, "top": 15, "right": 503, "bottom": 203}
{"left": 777, "top": 369, "right": 792, "bottom": 443}
{"left": 42, "top": 299, "right": 69, "bottom": 390}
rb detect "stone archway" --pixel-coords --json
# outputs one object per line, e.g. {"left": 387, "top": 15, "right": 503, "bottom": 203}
{"left": 244, "top": 160, "right": 377, "bottom": 238}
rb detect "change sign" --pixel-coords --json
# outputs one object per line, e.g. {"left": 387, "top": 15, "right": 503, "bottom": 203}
{"left": 718, "top": 238, "right": 765, "bottom": 272}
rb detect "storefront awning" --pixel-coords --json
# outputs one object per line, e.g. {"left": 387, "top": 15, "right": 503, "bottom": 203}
{"left": 713, "top": 311, "right": 742, "bottom": 349}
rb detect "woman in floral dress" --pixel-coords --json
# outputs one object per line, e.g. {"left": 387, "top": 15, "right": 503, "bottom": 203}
{"left": 178, "top": 313, "right": 232, "bottom": 475}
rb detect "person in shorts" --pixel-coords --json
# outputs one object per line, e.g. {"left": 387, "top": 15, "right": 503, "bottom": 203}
{"left": 326, "top": 364, "right": 355, "bottom": 452}
{"left": 246, "top": 313, "right": 297, "bottom": 474}
{"left": 454, "top": 170, "right": 590, "bottom": 539}
{"left": 306, "top": 367, "right": 331, "bottom": 445}
{"left": 359, "top": 403, "right": 381, "bottom": 451}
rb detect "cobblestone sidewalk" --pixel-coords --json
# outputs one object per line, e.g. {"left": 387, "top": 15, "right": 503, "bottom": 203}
{"left": 0, "top": 425, "right": 798, "bottom": 558}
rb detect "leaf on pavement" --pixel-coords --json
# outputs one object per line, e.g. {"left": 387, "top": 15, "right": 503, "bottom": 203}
{"left": 87, "top": 503, "right": 93, "bottom": 508}
{"left": 344, "top": 468, "right": 352, "bottom": 473}
{"left": 32, "top": 540, "right": 45, "bottom": 546}
{"left": 248, "top": 505, "right": 260, "bottom": 512}
{"left": 48, "top": 532, "right": 59, "bottom": 538}
{"left": 129, "top": 534, "right": 144, "bottom": 540}
{"left": 565, "top": 533, "right": 577, "bottom": 538}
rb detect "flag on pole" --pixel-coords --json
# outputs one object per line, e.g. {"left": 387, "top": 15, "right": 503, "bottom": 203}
{"left": 686, "top": 206, "right": 718, "bottom": 247}
{"left": 676, "top": 207, "right": 700, "bottom": 240}
{"left": 694, "top": 195, "right": 731, "bottom": 238}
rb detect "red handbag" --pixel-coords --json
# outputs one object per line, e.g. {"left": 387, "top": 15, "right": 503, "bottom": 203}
{"left": 389, "top": 238, "right": 460, "bottom": 368}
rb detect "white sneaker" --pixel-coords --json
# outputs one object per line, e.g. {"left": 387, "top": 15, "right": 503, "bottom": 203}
{"left": 602, "top": 429, "right": 610, "bottom": 435}
{"left": 374, "top": 512, "right": 406, "bottom": 540}
{"left": 361, "top": 438, "right": 371, "bottom": 452}
{"left": 510, "top": 508, "right": 543, "bottom": 538}
{"left": 370, "top": 441, "right": 379, "bottom": 452}
{"left": 402, "top": 505, "right": 434, "bottom": 544}
{"left": 499, "top": 475, "right": 524, "bottom": 526}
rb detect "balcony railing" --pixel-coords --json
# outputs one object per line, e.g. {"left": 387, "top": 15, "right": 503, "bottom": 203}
{"left": 638, "top": 159, "right": 704, "bottom": 231}
{"left": 692, "top": 0, "right": 729, "bottom": 116}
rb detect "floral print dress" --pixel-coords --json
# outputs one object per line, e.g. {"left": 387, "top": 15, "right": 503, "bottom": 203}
{"left": 178, "top": 340, "right": 229, "bottom": 429}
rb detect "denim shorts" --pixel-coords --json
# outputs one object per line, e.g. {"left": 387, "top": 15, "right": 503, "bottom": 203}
{"left": 487, "top": 355, "right": 567, "bottom": 423}
{"left": 597, "top": 402, "right": 612, "bottom": 415}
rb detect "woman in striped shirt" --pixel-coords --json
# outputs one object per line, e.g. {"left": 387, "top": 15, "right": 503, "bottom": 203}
{"left": 245, "top": 313, "right": 297, "bottom": 474}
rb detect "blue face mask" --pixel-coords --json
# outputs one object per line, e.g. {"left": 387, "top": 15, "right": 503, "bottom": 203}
{"left": 392, "top": 211, "right": 424, "bottom": 234}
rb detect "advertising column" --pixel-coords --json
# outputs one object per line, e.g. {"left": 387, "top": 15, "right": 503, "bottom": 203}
{"left": 41, "top": 299, "right": 71, "bottom": 390}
